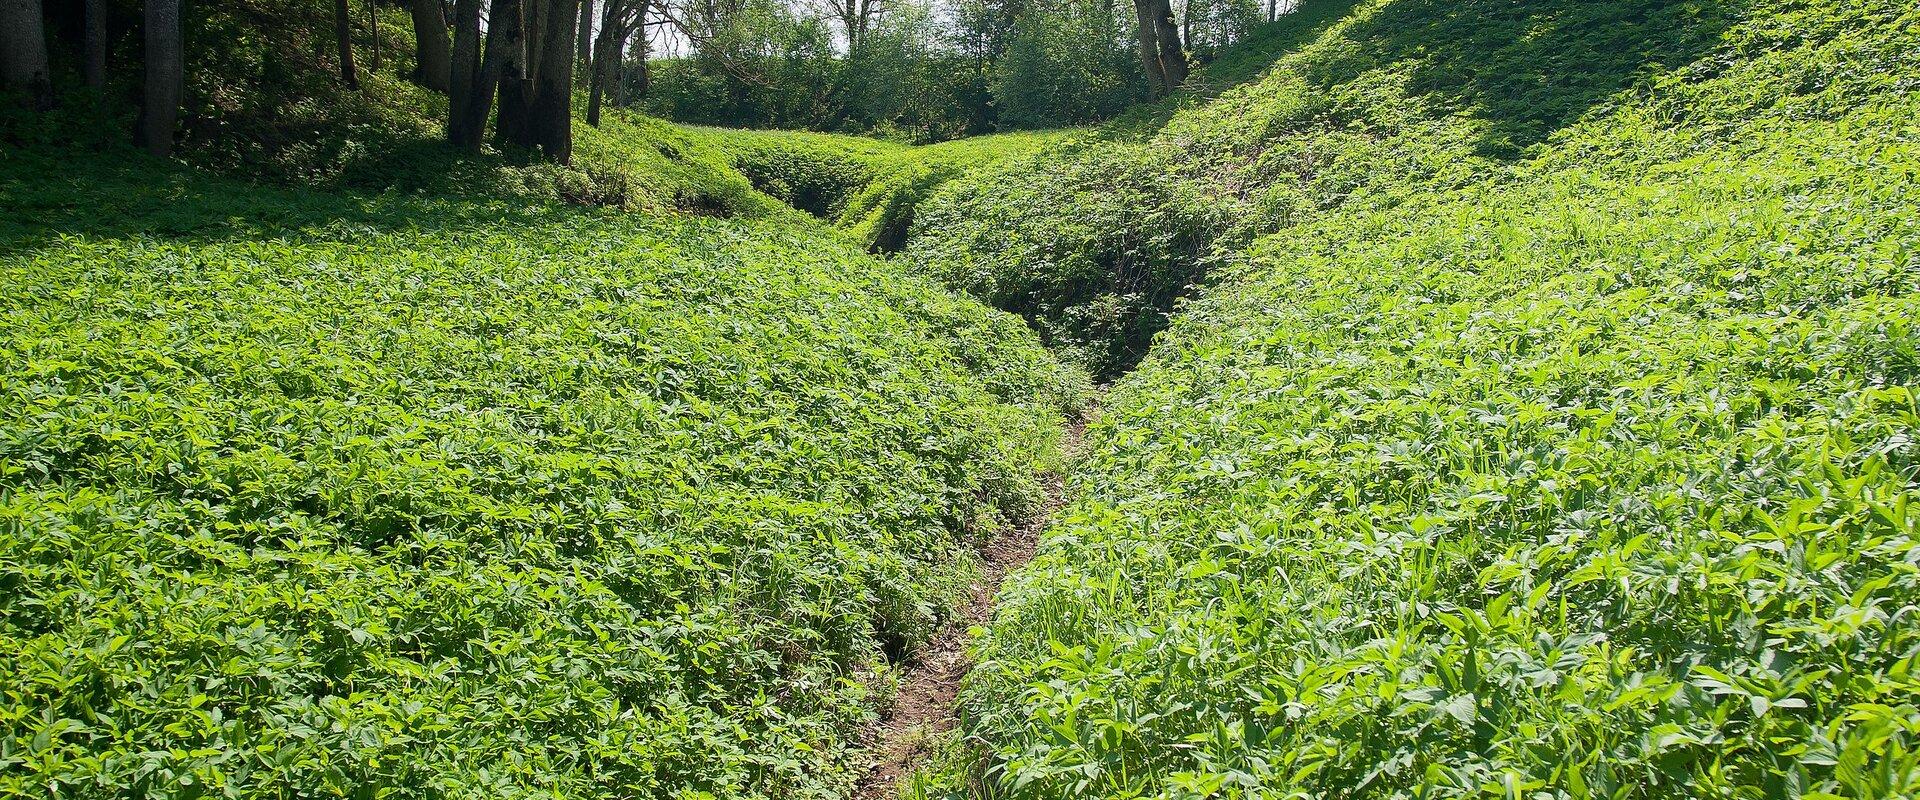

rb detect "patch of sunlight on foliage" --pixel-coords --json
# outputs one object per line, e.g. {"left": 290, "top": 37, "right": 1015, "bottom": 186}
{"left": 906, "top": 0, "right": 1777, "bottom": 379}
{"left": 948, "top": 0, "right": 1920, "bottom": 797}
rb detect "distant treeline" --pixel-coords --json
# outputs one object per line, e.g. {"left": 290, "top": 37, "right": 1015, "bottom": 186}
{"left": 643, "top": 0, "right": 1297, "bottom": 140}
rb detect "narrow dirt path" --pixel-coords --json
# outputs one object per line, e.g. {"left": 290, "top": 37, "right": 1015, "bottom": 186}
{"left": 851, "top": 417, "right": 1086, "bottom": 800}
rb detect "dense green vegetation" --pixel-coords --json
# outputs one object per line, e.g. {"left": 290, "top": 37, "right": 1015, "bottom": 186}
{"left": 710, "top": 128, "right": 1067, "bottom": 250}
{"left": 947, "top": 0, "right": 1920, "bottom": 796}
{"left": 906, "top": 0, "right": 1753, "bottom": 377}
{"left": 6, "top": 0, "right": 1918, "bottom": 797}
{"left": 0, "top": 147, "right": 1086, "bottom": 797}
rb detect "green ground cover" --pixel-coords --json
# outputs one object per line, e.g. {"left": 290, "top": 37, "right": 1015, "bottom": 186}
{"left": 0, "top": 149, "right": 1086, "bottom": 799}
{"left": 949, "top": 0, "right": 1920, "bottom": 796}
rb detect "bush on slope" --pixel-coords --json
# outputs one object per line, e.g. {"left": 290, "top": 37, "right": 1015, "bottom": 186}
{"left": 0, "top": 152, "right": 1088, "bottom": 799}
{"left": 957, "top": 0, "right": 1920, "bottom": 797}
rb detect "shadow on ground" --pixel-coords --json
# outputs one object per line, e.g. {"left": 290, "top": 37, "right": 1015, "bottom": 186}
{"left": 0, "top": 145, "right": 578, "bottom": 257}
{"left": 1317, "top": 0, "right": 1749, "bottom": 157}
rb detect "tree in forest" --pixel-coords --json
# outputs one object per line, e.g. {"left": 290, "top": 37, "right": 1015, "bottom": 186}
{"left": 586, "top": 0, "right": 652, "bottom": 126}
{"left": 578, "top": 0, "right": 597, "bottom": 81}
{"left": 617, "top": 10, "right": 656, "bottom": 105}
{"left": 448, "top": 0, "right": 493, "bottom": 147}
{"left": 84, "top": 0, "right": 108, "bottom": 91}
{"left": 530, "top": 0, "right": 581, "bottom": 161}
{"left": 588, "top": 0, "right": 624, "bottom": 126}
{"left": 1133, "top": 0, "right": 1185, "bottom": 95}
{"left": 484, "top": 0, "right": 582, "bottom": 160}
{"left": 815, "top": 0, "right": 886, "bottom": 52}
{"left": 410, "top": 0, "right": 453, "bottom": 91}
{"left": 368, "top": 0, "right": 382, "bottom": 72}
{"left": 991, "top": 0, "right": 1139, "bottom": 127}
{"left": 494, "top": 0, "right": 535, "bottom": 148}
{"left": 335, "top": 0, "right": 361, "bottom": 87}
{"left": 1, "top": 0, "right": 54, "bottom": 110}
{"left": 138, "top": 0, "right": 183, "bottom": 156}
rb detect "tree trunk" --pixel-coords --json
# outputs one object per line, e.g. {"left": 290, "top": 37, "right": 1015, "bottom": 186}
{"left": 1, "top": 0, "right": 53, "bottom": 110}
{"left": 586, "top": 0, "right": 617, "bottom": 126}
{"left": 448, "top": 0, "right": 487, "bottom": 147}
{"left": 334, "top": 0, "right": 360, "bottom": 87}
{"left": 1151, "top": 0, "right": 1187, "bottom": 89}
{"left": 524, "top": 0, "right": 546, "bottom": 82}
{"left": 138, "top": 0, "right": 183, "bottom": 156}
{"left": 410, "top": 0, "right": 452, "bottom": 91}
{"left": 611, "top": 15, "right": 640, "bottom": 106}
{"left": 530, "top": 0, "right": 578, "bottom": 162}
{"left": 1132, "top": 0, "right": 1165, "bottom": 95}
{"left": 368, "top": 0, "right": 382, "bottom": 72}
{"left": 84, "top": 0, "right": 108, "bottom": 91}
{"left": 493, "top": 0, "right": 535, "bottom": 148}
{"left": 577, "top": 0, "right": 595, "bottom": 82}
{"left": 1179, "top": 0, "right": 1193, "bottom": 53}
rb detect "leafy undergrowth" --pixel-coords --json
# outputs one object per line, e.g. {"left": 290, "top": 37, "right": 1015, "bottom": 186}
{"left": 953, "top": 0, "right": 1920, "bottom": 797}
{"left": 908, "top": 0, "right": 1759, "bottom": 378}
{"left": 706, "top": 128, "right": 1069, "bottom": 252}
{"left": 0, "top": 149, "right": 1089, "bottom": 798}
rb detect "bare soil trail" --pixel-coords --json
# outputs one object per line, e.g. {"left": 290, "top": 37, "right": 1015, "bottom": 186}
{"left": 851, "top": 416, "right": 1088, "bottom": 800}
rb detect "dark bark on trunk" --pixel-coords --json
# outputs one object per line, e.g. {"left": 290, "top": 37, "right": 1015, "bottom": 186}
{"left": 84, "top": 0, "right": 107, "bottom": 90}
{"left": 586, "top": 0, "right": 618, "bottom": 126}
{"left": 448, "top": 0, "right": 487, "bottom": 147}
{"left": 368, "top": 0, "right": 381, "bottom": 72}
{"left": 530, "top": 0, "right": 578, "bottom": 162}
{"left": 525, "top": 0, "right": 546, "bottom": 82}
{"left": 493, "top": 0, "right": 535, "bottom": 149}
{"left": 631, "top": 39, "right": 647, "bottom": 100}
{"left": 138, "top": 0, "right": 183, "bottom": 155}
{"left": 1132, "top": 0, "right": 1163, "bottom": 95}
{"left": 611, "top": 16, "right": 638, "bottom": 106}
{"left": 1, "top": 0, "right": 53, "bottom": 110}
{"left": 335, "top": 0, "right": 360, "bottom": 87}
{"left": 1151, "top": 0, "right": 1187, "bottom": 89}
{"left": 577, "top": 0, "right": 595, "bottom": 81}
{"left": 410, "top": 0, "right": 452, "bottom": 91}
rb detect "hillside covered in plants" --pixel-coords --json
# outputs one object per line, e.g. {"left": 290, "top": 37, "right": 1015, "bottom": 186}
{"left": 939, "top": 0, "right": 1920, "bottom": 797}
{"left": 2, "top": 0, "right": 1917, "bottom": 798}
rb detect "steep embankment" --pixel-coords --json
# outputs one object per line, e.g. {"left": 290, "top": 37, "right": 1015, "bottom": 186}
{"left": 944, "top": 0, "right": 1920, "bottom": 797}
{"left": 0, "top": 149, "right": 1087, "bottom": 798}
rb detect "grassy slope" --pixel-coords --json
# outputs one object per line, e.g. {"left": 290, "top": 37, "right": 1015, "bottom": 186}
{"left": 906, "top": 0, "right": 1767, "bottom": 378}
{"left": 0, "top": 134, "right": 1087, "bottom": 797}
{"left": 956, "top": 0, "right": 1920, "bottom": 797}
